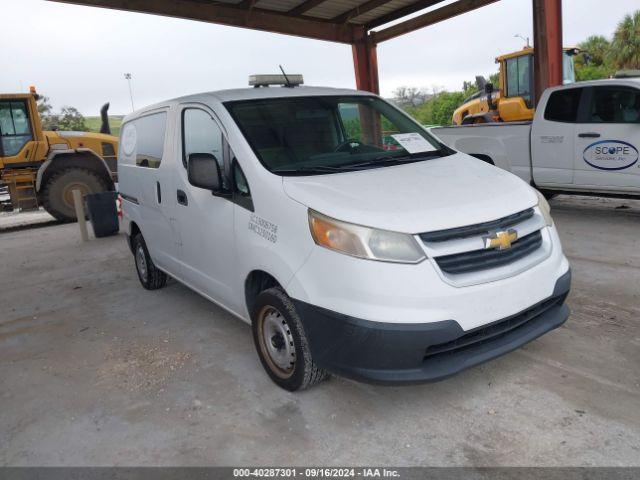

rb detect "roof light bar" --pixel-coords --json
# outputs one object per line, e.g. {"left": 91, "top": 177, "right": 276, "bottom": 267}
{"left": 249, "top": 74, "right": 304, "bottom": 88}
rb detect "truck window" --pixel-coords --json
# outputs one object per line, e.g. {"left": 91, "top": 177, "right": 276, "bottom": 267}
{"left": 505, "top": 55, "right": 533, "bottom": 107}
{"left": 587, "top": 87, "right": 640, "bottom": 123}
{"left": 182, "top": 108, "right": 223, "bottom": 169}
{"left": 0, "top": 100, "right": 33, "bottom": 157}
{"left": 544, "top": 88, "right": 583, "bottom": 123}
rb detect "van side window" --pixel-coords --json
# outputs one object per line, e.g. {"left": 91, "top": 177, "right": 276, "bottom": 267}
{"left": 0, "top": 100, "right": 33, "bottom": 157}
{"left": 232, "top": 159, "right": 253, "bottom": 211}
{"left": 182, "top": 109, "right": 223, "bottom": 169}
{"left": 233, "top": 161, "right": 250, "bottom": 196}
{"left": 587, "top": 87, "right": 640, "bottom": 123}
{"left": 123, "top": 112, "right": 166, "bottom": 168}
{"left": 544, "top": 88, "right": 583, "bottom": 123}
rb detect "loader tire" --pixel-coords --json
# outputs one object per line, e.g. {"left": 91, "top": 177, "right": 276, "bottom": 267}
{"left": 42, "top": 168, "right": 109, "bottom": 222}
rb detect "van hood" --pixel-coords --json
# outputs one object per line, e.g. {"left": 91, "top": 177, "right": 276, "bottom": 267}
{"left": 282, "top": 153, "right": 537, "bottom": 234}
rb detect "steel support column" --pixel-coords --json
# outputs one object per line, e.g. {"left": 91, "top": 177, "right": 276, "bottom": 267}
{"left": 352, "top": 34, "right": 380, "bottom": 94}
{"left": 533, "top": 0, "right": 563, "bottom": 100}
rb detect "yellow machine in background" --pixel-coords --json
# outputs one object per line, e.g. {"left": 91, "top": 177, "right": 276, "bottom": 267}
{"left": 0, "top": 88, "right": 118, "bottom": 221}
{"left": 452, "top": 47, "right": 579, "bottom": 125}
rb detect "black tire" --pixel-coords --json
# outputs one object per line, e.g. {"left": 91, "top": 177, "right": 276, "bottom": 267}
{"left": 541, "top": 190, "right": 558, "bottom": 201}
{"left": 42, "top": 168, "right": 109, "bottom": 222}
{"left": 132, "top": 233, "right": 167, "bottom": 290}
{"left": 251, "top": 287, "right": 328, "bottom": 391}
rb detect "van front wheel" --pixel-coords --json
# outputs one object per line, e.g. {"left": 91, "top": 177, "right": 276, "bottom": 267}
{"left": 132, "top": 233, "right": 167, "bottom": 290}
{"left": 251, "top": 287, "right": 328, "bottom": 391}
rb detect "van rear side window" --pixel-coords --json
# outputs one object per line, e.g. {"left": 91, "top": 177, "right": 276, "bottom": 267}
{"left": 120, "top": 112, "right": 167, "bottom": 168}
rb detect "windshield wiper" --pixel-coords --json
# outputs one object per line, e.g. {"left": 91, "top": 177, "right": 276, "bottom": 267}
{"left": 272, "top": 149, "right": 446, "bottom": 175}
{"left": 344, "top": 150, "right": 444, "bottom": 169}
{"left": 272, "top": 165, "right": 356, "bottom": 175}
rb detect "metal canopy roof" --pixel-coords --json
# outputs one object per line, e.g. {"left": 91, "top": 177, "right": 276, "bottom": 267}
{"left": 47, "top": 0, "right": 562, "bottom": 100}
{"left": 49, "top": 0, "right": 499, "bottom": 44}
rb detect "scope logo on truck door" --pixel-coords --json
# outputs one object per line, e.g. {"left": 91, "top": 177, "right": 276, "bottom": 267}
{"left": 583, "top": 140, "right": 638, "bottom": 171}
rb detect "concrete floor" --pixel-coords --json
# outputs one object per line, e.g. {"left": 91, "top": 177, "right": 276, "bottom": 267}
{"left": 1, "top": 196, "right": 639, "bottom": 466}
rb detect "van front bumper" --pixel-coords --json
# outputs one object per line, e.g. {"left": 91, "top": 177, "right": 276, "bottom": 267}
{"left": 293, "top": 269, "right": 570, "bottom": 385}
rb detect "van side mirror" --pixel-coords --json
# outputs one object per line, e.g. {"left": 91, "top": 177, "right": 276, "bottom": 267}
{"left": 187, "top": 153, "right": 222, "bottom": 193}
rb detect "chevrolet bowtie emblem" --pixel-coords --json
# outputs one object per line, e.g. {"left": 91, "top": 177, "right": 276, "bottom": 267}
{"left": 484, "top": 229, "right": 518, "bottom": 250}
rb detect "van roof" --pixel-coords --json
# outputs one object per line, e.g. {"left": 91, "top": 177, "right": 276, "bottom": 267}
{"left": 124, "top": 86, "right": 373, "bottom": 122}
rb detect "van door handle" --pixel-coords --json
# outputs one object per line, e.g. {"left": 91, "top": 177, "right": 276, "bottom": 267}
{"left": 156, "top": 181, "right": 162, "bottom": 203}
{"left": 578, "top": 132, "right": 601, "bottom": 138}
{"left": 177, "top": 189, "right": 188, "bottom": 206}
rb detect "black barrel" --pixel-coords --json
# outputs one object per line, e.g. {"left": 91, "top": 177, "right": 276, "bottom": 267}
{"left": 86, "top": 191, "right": 119, "bottom": 237}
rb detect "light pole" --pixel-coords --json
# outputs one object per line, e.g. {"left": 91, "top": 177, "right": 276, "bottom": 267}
{"left": 514, "top": 34, "right": 531, "bottom": 48}
{"left": 124, "top": 73, "right": 135, "bottom": 111}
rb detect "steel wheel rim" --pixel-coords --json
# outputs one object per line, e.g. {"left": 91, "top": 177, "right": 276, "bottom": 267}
{"left": 258, "top": 305, "right": 296, "bottom": 379}
{"left": 135, "top": 245, "right": 148, "bottom": 283}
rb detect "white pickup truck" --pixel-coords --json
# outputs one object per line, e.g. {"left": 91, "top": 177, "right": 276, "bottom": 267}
{"left": 432, "top": 78, "right": 640, "bottom": 198}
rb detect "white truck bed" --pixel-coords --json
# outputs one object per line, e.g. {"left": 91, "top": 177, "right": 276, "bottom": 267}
{"left": 431, "top": 122, "right": 535, "bottom": 184}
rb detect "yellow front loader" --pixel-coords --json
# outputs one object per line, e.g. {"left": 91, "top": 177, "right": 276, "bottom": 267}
{"left": 452, "top": 47, "right": 579, "bottom": 125}
{"left": 0, "top": 88, "right": 118, "bottom": 221}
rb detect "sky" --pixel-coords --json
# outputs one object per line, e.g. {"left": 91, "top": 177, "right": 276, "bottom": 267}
{"left": 0, "top": 0, "right": 637, "bottom": 115}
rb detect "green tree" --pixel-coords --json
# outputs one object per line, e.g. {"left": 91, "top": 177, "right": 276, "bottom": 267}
{"left": 575, "top": 35, "right": 615, "bottom": 81}
{"left": 611, "top": 10, "right": 640, "bottom": 70}
{"left": 36, "top": 95, "right": 60, "bottom": 130}
{"left": 36, "top": 95, "right": 53, "bottom": 116}
{"left": 34, "top": 95, "right": 88, "bottom": 131}
{"left": 579, "top": 35, "right": 611, "bottom": 66}
{"left": 57, "top": 106, "right": 87, "bottom": 131}
{"left": 406, "top": 90, "right": 467, "bottom": 126}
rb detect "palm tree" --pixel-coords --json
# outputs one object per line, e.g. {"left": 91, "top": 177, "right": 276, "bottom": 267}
{"left": 611, "top": 10, "right": 640, "bottom": 70}
{"left": 578, "top": 35, "right": 611, "bottom": 67}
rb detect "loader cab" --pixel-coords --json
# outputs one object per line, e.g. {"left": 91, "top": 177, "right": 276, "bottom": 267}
{"left": 0, "top": 94, "right": 46, "bottom": 167}
{"left": 498, "top": 48, "right": 578, "bottom": 122}
{"left": 452, "top": 47, "right": 579, "bottom": 125}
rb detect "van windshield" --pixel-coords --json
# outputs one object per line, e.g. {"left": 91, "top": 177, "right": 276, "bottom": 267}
{"left": 225, "top": 95, "right": 451, "bottom": 175}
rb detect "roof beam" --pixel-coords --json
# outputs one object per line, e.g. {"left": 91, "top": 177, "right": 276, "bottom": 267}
{"left": 374, "top": 0, "right": 500, "bottom": 43}
{"left": 365, "top": 0, "right": 442, "bottom": 29}
{"left": 237, "top": 0, "right": 258, "bottom": 9}
{"left": 48, "top": 0, "right": 357, "bottom": 43}
{"left": 332, "top": 0, "right": 393, "bottom": 24}
{"left": 287, "top": 0, "right": 329, "bottom": 16}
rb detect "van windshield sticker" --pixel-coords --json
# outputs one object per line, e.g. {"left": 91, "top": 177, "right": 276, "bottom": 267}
{"left": 391, "top": 133, "right": 438, "bottom": 154}
{"left": 249, "top": 214, "right": 278, "bottom": 243}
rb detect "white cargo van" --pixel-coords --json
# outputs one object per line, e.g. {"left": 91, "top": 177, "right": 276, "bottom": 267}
{"left": 432, "top": 78, "right": 640, "bottom": 198}
{"left": 118, "top": 76, "right": 571, "bottom": 391}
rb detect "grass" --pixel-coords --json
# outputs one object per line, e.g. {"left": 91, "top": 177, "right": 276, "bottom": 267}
{"left": 84, "top": 116, "right": 124, "bottom": 137}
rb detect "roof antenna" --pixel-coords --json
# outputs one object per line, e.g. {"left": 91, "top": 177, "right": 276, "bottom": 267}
{"left": 279, "top": 65, "right": 293, "bottom": 88}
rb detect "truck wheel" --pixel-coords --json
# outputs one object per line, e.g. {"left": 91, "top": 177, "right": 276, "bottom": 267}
{"left": 541, "top": 190, "right": 558, "bottom": 200}
{"left": 251, "top": 287, "right": 328, "bottom": 391}
{"left": 42, "top": 168, "right": 109, "bottom": 222}
{"left": 132, "top": 233, "right": 167, "bottom": 290}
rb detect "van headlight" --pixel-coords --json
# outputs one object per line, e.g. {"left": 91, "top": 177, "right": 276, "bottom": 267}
{"left": 308, "top": 210, "right": 426, "bottom": 264}
{"left": 534, "top": 189, "right": 554, "bottom": 226}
